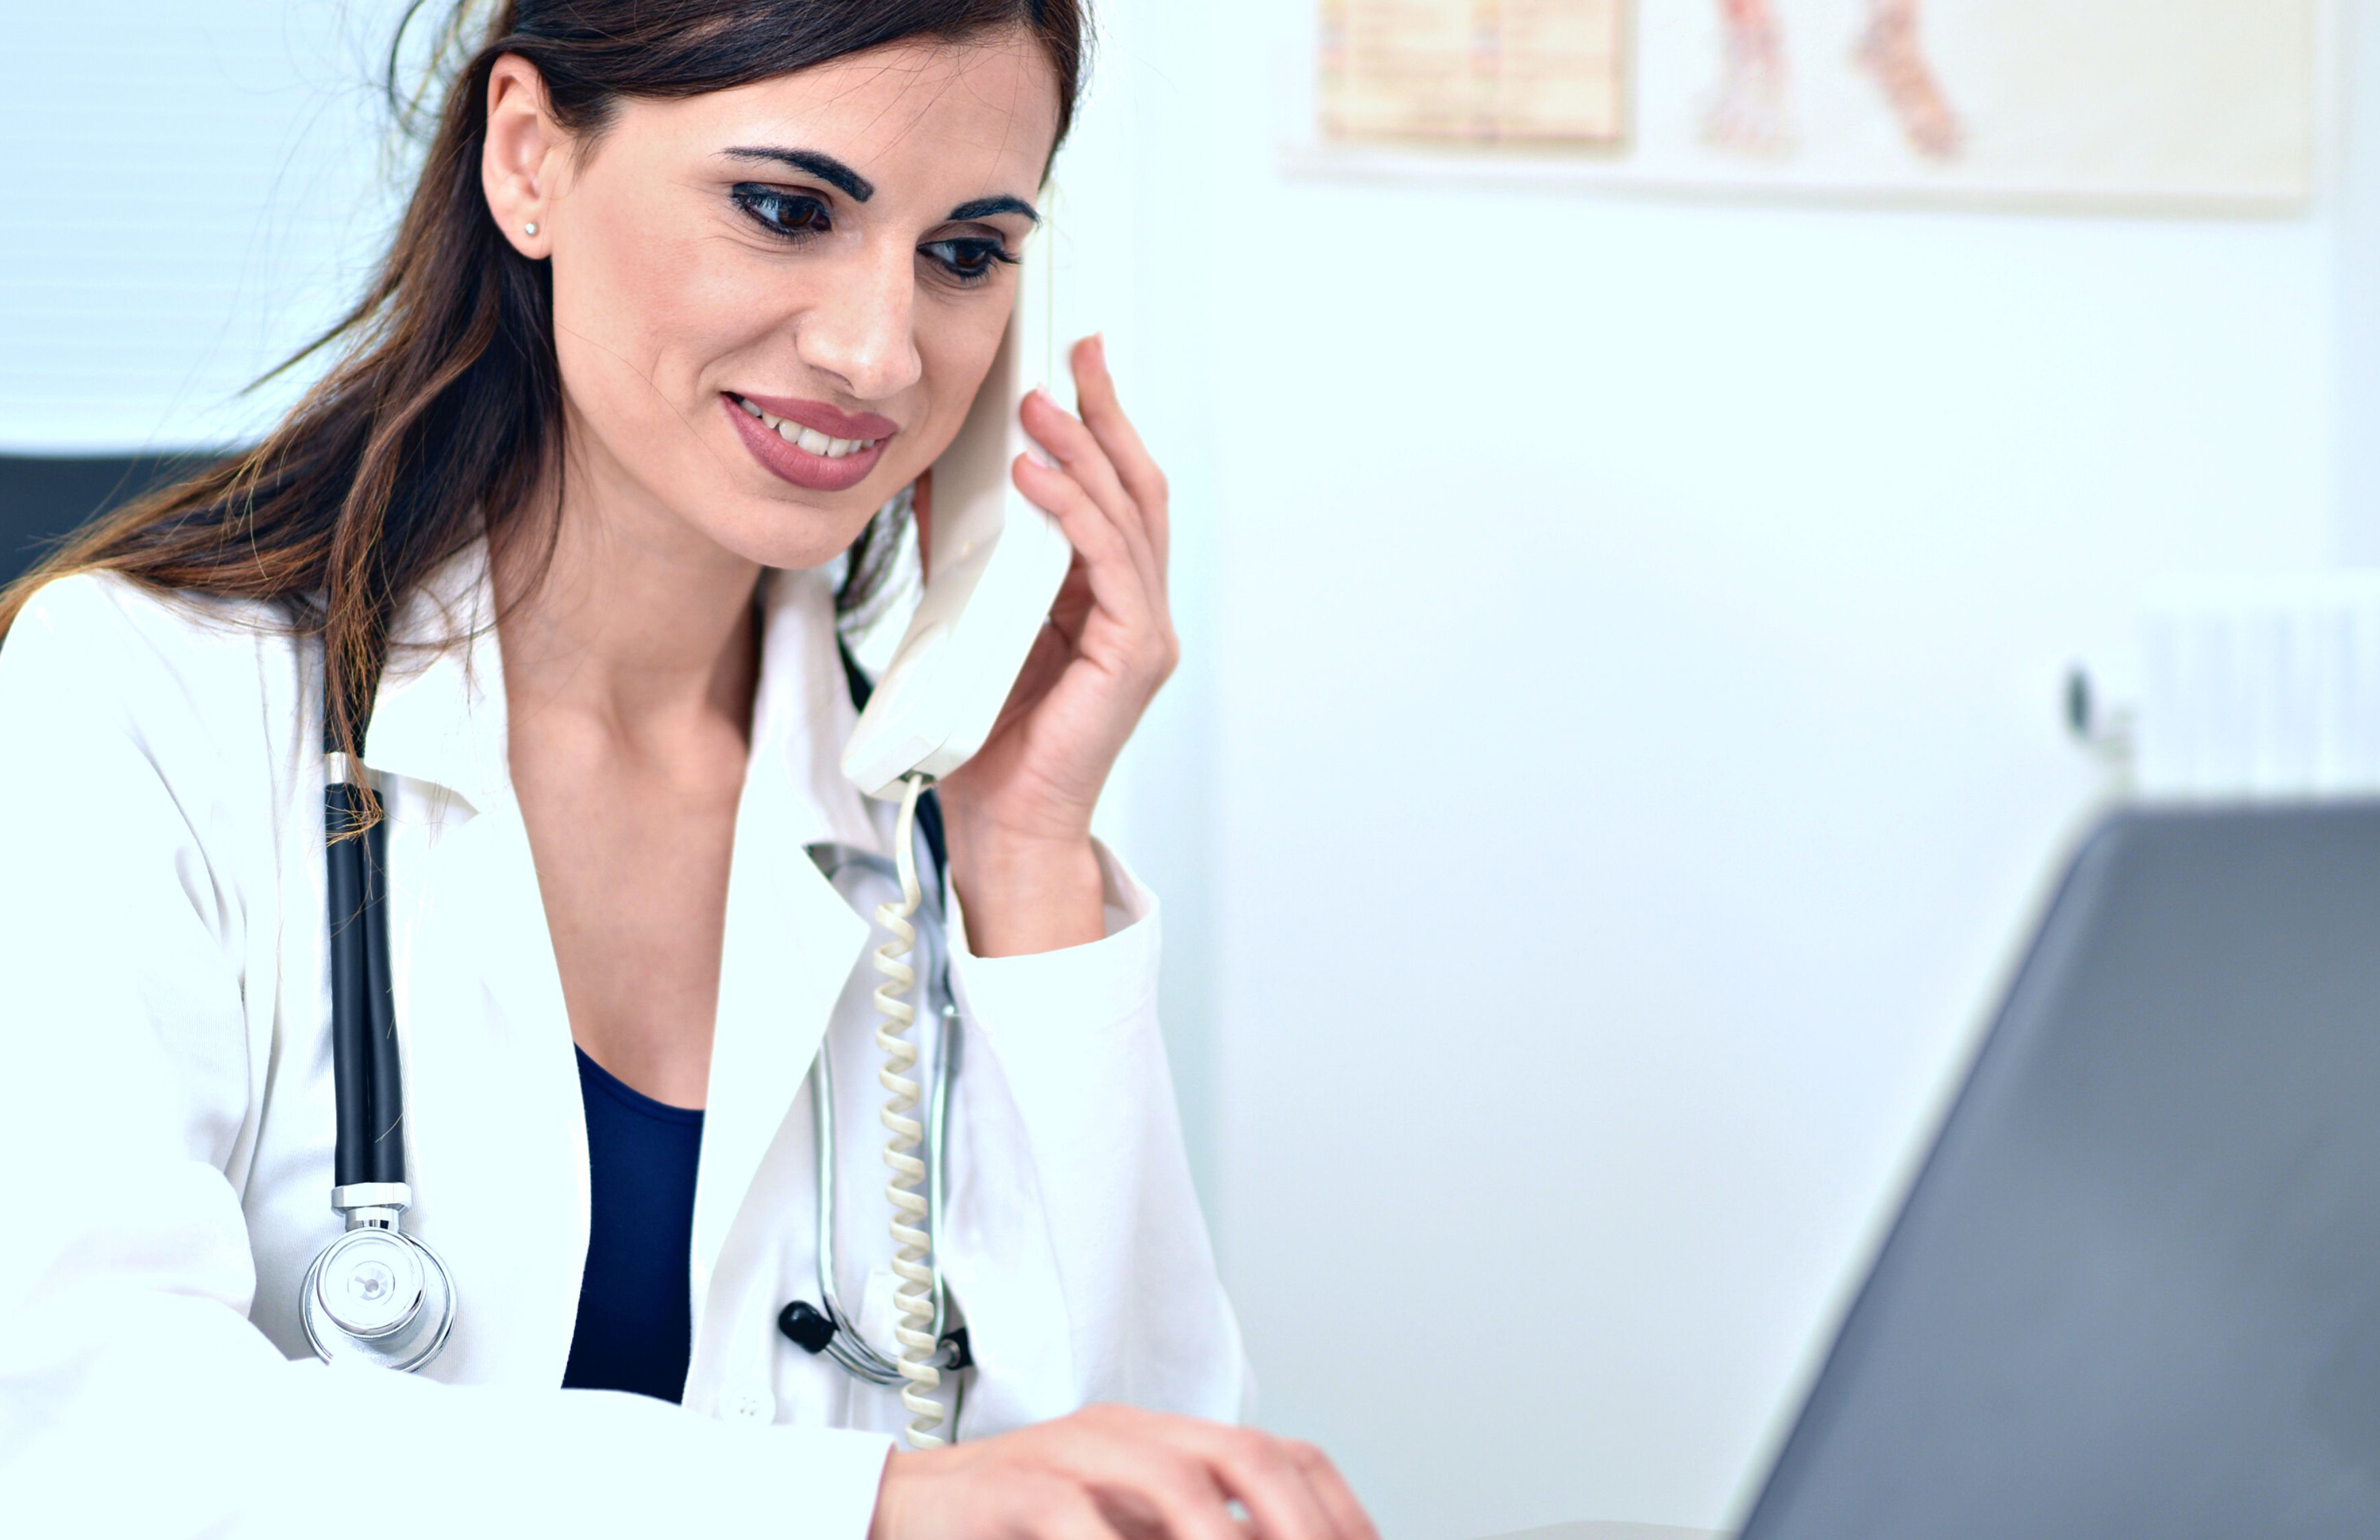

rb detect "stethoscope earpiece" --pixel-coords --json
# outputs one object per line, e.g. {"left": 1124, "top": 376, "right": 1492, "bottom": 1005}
{"left": 300, "top": 1223, "right": 457, "bottom": 1371}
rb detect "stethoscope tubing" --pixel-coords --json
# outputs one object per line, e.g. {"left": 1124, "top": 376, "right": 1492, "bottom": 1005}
{"left": 307, "top": 733, "right": 457, "bottom": 1370}
{"left": 308, "top": 717, "right": 968, "bottom": 1397}
{"left": 326, "top": 755, "right": 405, "bottom": 1190}
{"left": 804, "top": 879, "right": 967, "bottom": 1389}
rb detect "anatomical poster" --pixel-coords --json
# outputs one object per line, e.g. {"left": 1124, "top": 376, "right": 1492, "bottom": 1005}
{"left": 1312, "top": 0, "right": 2315, "bottom": 210}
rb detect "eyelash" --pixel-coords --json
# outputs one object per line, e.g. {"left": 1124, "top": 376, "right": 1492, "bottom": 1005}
{"left": 730, "top": 184, "right": 1017, "bottom": 289}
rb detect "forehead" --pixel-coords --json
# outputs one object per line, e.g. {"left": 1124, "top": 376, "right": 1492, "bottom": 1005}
{"left": 609, "top": 33, "right": 1062, "bottom": 200}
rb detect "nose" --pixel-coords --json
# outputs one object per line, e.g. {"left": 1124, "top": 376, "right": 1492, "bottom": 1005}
{"left": 796, "top": 240, "right": 922, "bottom": 404}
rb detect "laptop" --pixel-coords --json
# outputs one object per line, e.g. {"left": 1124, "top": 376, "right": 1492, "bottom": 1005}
{"left": 1733, "top": 804, "right": 2380, "bottom": 1538}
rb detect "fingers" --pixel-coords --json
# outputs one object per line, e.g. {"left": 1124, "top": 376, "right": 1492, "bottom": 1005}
{"left": 1074, "top": 1408, "right": 1370, "bottom": 1540}
{"left": 1179, "top": 1424, "right": 1344, "bottom": 1540}
{"left": 867, "top": 1410, "right": 1373, "bottom": 1540}
{"left": 1011, "top": 454, "right": 1140, "bottom": 617}
{"left": 1281, "top": 1441, "right": 1378, "bottom": 1540}
{"left": 1020, "top": 385, "right": 1162, "bottom": 604}
{"left": 1045, "top": 1486, "right": 1130, "bottom": 1540}
{"left": 1069, "top": 336, "right": 1170, "bottom": 582}
{"left": 1010, "top": 453, "right": 1174, "bottom": 686}
{"left": 1102, "top": 1444, "right": 1242, "bottom": 1540}
{"left": 1044, "top": 560, "right": 1096, "bottom": 651}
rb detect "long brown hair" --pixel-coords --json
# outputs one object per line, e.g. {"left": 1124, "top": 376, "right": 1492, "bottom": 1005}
{"left": 0, "top": 0, "right": 1087, "bottom": 768}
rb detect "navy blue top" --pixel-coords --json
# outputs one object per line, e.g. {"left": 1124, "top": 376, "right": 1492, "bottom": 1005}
{"left": 561, "top": 1047, "right": 704, "bottom": 1403}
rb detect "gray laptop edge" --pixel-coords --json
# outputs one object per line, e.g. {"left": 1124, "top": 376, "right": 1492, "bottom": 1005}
{"left": 1741, "top": 805, "right": 2380, "bottom": 1539}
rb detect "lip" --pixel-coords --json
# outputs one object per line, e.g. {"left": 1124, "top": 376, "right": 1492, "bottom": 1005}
{"left": 734, "top": 392, "right": 900, "bottom": 442}
{"left": 723, "top": 395, "right": 890, "bottom": 494}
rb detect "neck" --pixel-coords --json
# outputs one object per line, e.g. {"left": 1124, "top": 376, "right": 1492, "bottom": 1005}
{"left": 494, "top": 435, "right": 763, "bottom": 747}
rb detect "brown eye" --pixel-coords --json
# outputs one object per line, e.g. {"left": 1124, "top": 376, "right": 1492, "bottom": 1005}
{"left": 920, "top": 238, "right": 1011, "bottom": 287}
{"left": 731, "top": 185, "right": 833, "bottom": 240}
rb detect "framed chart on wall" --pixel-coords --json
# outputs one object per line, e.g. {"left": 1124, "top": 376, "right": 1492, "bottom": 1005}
{"left": 1318, "top": 0, "right": 1629, "bottom": 145}
{"left": 1304, "top": 0, "right": 2318, "bottom": 213}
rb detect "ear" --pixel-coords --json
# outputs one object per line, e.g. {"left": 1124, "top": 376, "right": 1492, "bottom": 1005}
{"left": 482, "top": 54, "right": 564, "bottom": 259}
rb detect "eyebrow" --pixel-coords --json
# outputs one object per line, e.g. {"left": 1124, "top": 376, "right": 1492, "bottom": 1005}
{"left": 721, "top": 147, "right": 1040, "bottom": 226}
{"left": 723, "top": 147, "right": 873, "bottom": 202}
{"left": 948, "top": 195, "right": 1041, "bottom": 225}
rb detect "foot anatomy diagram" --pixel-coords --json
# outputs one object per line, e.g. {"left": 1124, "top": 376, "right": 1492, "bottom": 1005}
{"left": 1704, "top": 0, "right": 1964, "bottom": 162}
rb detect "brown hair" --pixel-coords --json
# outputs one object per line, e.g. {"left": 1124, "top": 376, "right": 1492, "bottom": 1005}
{"left": 0, "top": 0, "right": 1087, "bottom": 767}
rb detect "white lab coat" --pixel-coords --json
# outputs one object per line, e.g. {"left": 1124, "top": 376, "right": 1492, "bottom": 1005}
{"left": 0, "top": 544, "right": 1246, "bottom": 1538}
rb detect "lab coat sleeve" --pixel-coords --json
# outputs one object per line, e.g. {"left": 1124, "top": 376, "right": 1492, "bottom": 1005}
{"left": 0, "top": 576, "right": 892, "bottom": 1540}
{"left": 941, "top": 844, "right": 1255, "bottom": 1431}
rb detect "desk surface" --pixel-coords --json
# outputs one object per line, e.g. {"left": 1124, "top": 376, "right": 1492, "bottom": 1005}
{"left": 1475, "top": 1524, "right": 1725, "bottom": 1540}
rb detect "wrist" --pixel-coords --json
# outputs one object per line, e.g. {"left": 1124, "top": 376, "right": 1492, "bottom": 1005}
{"left": 943, "top": 815, "right": 1104, "bottom": 958}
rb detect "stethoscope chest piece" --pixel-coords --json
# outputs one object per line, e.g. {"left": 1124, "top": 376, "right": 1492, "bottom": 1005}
{"left": 300, "top": 1223, "right": 456, "bottom": 1371}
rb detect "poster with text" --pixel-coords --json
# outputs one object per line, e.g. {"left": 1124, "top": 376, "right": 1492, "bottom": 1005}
{"left": 1320, "top": 0, "right": 1628, "bottom": 145}
{"left": 1314, "top": 0, "right": 2315, "bottom": 209}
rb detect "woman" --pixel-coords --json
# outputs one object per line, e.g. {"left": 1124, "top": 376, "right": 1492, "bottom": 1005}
{"left": 0, "top": 4, "right": 1372, "bottom": 1538}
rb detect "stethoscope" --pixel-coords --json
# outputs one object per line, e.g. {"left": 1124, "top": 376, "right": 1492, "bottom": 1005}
{"left": 779, "top": 844, "right": 975, "bottom": 1399}
{"left": 298, "top": 734, "right": 456, "bottom": 1372}
{"left": 299, "top": 673, "right": 971, "bottom": 1432}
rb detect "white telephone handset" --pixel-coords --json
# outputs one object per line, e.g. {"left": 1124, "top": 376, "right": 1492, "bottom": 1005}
{"left": 840, "top": 221, "right": 1072, "bottom": 800}
{"left": 837, "top": 219, "right": 1075, "bottom": 1454}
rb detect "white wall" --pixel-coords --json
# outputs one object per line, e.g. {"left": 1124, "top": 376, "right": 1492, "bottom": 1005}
{"left": 1110, "top": 2, "right": 2347, "bottom": 1535}
{"left": 2340, "top": 0, "right": 2380, "bottom": 563}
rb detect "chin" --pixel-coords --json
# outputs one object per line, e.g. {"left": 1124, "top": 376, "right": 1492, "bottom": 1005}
{"left": 696, "top": 492, "right": 882, "bottom": 574}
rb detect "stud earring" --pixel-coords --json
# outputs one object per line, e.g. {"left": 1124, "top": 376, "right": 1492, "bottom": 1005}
{"left": 524, "top": 221, "right": 539, "bottom": 237}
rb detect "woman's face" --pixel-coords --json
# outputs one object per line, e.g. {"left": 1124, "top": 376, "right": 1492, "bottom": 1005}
{"left": 485, "top": 34, "right": 1060, "bottom": 570}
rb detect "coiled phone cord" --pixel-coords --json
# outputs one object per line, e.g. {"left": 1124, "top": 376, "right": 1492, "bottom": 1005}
{"left": 875, "top": 771, "right": 946, "bottom": 1448}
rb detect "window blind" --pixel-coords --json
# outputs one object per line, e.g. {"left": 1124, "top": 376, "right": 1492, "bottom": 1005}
{"left": 0, "top": 3, "right": 405, "bottom": 452}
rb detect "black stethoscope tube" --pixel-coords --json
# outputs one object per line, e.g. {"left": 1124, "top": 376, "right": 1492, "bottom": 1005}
{"left": 326, "top": 757, "right": 406, "bottom": 1188}
{"left": 361, "top": 809, "right": 403, "bottom": 1186}
{"left": 326, "top": 778, "right": 376, "bottom": 1187}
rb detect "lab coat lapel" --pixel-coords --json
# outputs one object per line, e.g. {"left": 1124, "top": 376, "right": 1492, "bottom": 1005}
{"left": 692, "top": 567, "right": 878, "bottom": 1283}
{"left": 402, "top": 801, "right": 590, "bottom": 1382}
{"left": 360, "top": 544, "right": 590, "bottom": 1381}
{"left": 358, "top": 545, "right": 885, "bottom": 1321}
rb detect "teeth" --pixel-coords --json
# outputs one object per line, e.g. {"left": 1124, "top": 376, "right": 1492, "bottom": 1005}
{"left": 736, "top": 397, "right": 877, "bottom": 458}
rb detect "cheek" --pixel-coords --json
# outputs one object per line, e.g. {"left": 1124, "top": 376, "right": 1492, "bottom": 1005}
{"left": 548, "top": 204, "right": 758, "bottom": 458}
{"left": 883, "top": 308, "right": 1012, "bottom": 481}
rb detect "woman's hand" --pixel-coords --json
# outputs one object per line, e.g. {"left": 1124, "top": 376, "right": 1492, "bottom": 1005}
{"left": 926, "top": 335, "right": 1177, "bottom": 958}
{"left": 868, "top": 1404, "right": 1377, "bottom": 1540}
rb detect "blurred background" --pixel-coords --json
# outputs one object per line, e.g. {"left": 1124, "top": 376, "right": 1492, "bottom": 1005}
{"left": 7, "top": 1, "right": 2379, "bottom": 1535}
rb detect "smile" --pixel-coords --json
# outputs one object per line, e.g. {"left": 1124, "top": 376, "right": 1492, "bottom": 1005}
{"left": 730, "top": 394, "right": 879, "bottom": 458}
{"left": 722, "top": 392, "right": 896, "bottom": 494}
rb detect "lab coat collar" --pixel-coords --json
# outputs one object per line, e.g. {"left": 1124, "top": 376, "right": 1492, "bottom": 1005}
{"left": 362, "top": 537, "right": 883, "bottom": 1281}
{"left": 361, "top": 538, "right": 883, "bottom": 852}
{"left": 361, "top": 540, "right": 511, "bottom": 813}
